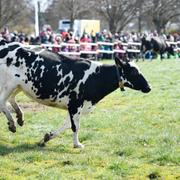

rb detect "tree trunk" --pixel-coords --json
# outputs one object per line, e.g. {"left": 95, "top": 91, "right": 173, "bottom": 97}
{"left": 70, "top": 14, "right": 74, "bottom": 31}
{"left": 156, "top": 24, "right": 161, "bottom": 34}
{"left": 138, "top": 15, "right": 142, "bottom": 33}
{"left": 153, "top": 18, "right": 162, "bottom": 34}
{"left": 109, "top": 19, "right": 116, "bottom": 34}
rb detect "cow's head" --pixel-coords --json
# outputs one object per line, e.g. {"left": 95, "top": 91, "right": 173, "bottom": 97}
{"left": 141, "top": 37, "right": 152, "bottom": 52}
{"left": 115, "top": 57, "right": 151, "bottom": 93}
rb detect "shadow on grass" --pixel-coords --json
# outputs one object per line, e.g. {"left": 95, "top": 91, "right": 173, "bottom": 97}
{"left": 0, "top": 142, "right": 72, "bottom": 156}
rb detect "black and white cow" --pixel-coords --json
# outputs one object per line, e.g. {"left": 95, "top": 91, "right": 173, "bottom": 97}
{"left": 0, "top": 39, "right": 151, "bottom": 148}
{"left": 141, "top": 36, "right": 174, "bottom": 60}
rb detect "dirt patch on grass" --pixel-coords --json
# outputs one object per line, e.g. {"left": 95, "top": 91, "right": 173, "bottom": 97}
{"left": 19, "top": 102, "right": 48, "bottom": 112}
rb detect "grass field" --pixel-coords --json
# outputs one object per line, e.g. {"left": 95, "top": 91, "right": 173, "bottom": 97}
{"left": 0, "top": 59, "right": 179, "bottom": 179}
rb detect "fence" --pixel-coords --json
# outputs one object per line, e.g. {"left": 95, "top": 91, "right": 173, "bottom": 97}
{"left": 24, "top": 41, "right": 180, "bottom": 59}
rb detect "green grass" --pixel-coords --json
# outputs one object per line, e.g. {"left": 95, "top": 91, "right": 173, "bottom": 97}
{"left": 0, "top": 59, "right": 179, "bottom": 179}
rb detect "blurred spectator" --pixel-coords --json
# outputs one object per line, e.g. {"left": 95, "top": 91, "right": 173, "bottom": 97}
{"left": 80, "top": 32, "right": 92, "bottom": 58}
{"left": 1, "top": 27, "right": 11, "bottom": 41}
{"left": 52, "top": 34, "right": 62, "bottom": 53}
{"left": 114, "top": 40, "right": 125, "bottom": 59}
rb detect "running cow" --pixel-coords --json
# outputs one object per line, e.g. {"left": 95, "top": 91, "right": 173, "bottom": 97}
{"left": 0, "top": 39, "right": 151, "bottom": 148}
{"left": 141, "top": 36, "right": 174, "bottom": 60}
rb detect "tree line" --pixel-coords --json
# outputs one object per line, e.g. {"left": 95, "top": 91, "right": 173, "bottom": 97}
{"left": 0, "top": 0, "right": 180, "bottom": 34}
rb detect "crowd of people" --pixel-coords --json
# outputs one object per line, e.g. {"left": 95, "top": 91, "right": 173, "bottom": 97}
{"left": 1, "top": 26, "right": 180, "bottom": 45}
{"left": 1, "top": 26, "right": 180, "bottom": 59}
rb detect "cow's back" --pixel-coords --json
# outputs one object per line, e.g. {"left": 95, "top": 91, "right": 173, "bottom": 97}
{"left": 151, "top": 37, "right": 166, "bottom": 52}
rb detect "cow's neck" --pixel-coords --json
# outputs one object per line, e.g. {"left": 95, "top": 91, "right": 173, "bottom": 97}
{"left": 89, "top": 64, "right": 121, "bottom": 104}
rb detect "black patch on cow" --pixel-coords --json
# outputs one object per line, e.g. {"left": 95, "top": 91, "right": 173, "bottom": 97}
{"left": 38, "top": 50, "right": 61, "bottom": 62}
{"left": 0, "top": 48, "right": 9, "bottom": 58}
{"left": 15, "top": 74, "right": 20, "bottom": 77}
{"left": 64, "top": 76, "right": 70, "bottom": 87}
{"left": 14, "top": 59, "right": 20, "bottom": 67}
{"left": 15, "top": 48, "right": 38, "bottom": 67}
{"left": 0, "top": 44, "right": 20, "bottom": 59}
{"left": 82, "top": 65, "right": 119, "bottom": 104}
{"left": 0, "top": 39, "right": 8, "bottom": 46}
{"left": 8, "top": 44, "right": 20, "bottom": 51}
{"left": 68, "top": 92, "right": 83, "bottom": 132}
{"left": 6, "top": 57, "right": 13, "bottom": 66}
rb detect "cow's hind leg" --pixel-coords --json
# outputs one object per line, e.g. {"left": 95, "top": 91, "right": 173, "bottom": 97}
{"left": 8, "top": 91, "right": 24, "bottom": 126}
{"left": 2, "top": 106, "right": 16, "bottom": 132}
{"left": 38, "top": 113, "right": 71, "bottom": 146}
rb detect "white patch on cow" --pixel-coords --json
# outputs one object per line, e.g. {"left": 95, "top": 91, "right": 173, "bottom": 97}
{"left": 57, "top": 69, "right": 63, "bottom": 77}
{"left": 40, "top": 65, "right": 45, "bottom": 78}
{"left": 56, "top": 65, "right": 62, "bottom": 76}
{"left": 74, "top": 61, "right": 102, "bottom": 94}
{"left": 82, "top": 100, "right": 93, "bottom": 114}
{"left": 57, "top": 96, "right": 69, "bottom": 109}
{"left": 10, "top": 42, "right": 22, "bottom": 47}
{"left": 57, "top": 71, "right": 73, "bottom": 86}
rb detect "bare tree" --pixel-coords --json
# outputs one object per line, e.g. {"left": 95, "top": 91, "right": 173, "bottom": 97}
{"left": 94, "top": 0, "right": 138, "bottom": 33}
{"left": 145, "top": 0, "right": 180, "bottom": 33}
{"left": 135, "top": 0, "right": 148, "bottom": 33}
{"left": 0, "top": 0, "right": 33, "bottom": 31}
{"left": 0, "top": 0, "right": 25, "bottom": 28}
{"left": 45, "top": 0, "right": 92, "bottom": 30}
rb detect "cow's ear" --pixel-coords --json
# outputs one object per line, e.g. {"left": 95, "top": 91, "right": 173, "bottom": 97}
{"left": 115, "top": 56, "right": 125, "bottom": 68}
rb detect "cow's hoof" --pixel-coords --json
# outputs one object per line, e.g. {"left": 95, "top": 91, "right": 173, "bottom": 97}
{"left": 37, "top": 132, "right": 53, "bottom": 147}
{"left": 16, "top": 115, "right": 24, "bottom": 126}
{"left": 44, "top": 133, "right": 51, "bottom": 143}
{"left": 74, "top": 143, "right": 84, "bottom": 148}
{"left": 17, "top": 119, "right": 24, "bottom": 126}
{"left": 8, "top": 126, "right": 16, "bottom": 133}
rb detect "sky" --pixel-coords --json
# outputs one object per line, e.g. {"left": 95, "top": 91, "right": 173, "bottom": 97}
{"left": 31, "top": 0, "right": 52, "bottom": 12}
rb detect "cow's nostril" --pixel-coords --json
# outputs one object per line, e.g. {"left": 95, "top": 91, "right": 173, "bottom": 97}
{"left": 142, "top": 86, "right": 151, "bottom": 93}
{"left": 147, "top": 87, "right": 151, "bottom": 92}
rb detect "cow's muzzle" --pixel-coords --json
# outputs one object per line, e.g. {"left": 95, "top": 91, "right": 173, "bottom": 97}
{"left": 141, "top": 85, "right": 151, "bottom": 93}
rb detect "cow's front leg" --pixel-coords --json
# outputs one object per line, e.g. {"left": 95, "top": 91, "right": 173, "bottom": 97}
{"left": 69, "top": 107, "right": 84, "bottom": 148}
{"left": 38, "top": 113, "right": 71, "bottom": 146}
{"left": 73, "top": 126, "right": 84, "bottom": 148}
